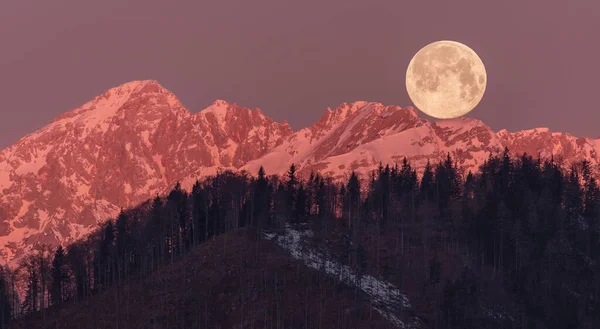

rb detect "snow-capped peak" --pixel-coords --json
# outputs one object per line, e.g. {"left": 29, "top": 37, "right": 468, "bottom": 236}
{"left": 2, "top": 80, "right": 600, "bottom": 267}
{"left": 109, "top": 79, "right": 164, "bottom": 93}
{"left": 497, "top": 129, "right": 509, "bottom": 137}
{"left": 204, "top": 99, "right": 230, "bottom": 111}
{"left": 201, "top": 100, "right": 269, "bottom": 120}
{"left": 523, "top": 127, "right": 551, "bottom": 134}
{"left": 11, "top": 80, "right": 184, "bottom": 148}
{"left": 434, "top": 117, "right": 489, "bottom": 130}
{"left": 0, "top": 81, "right": 297, "bottom": 266}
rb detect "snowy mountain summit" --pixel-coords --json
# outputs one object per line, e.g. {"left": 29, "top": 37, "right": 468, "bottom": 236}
{"left": 1, "top": 80, "right": 598, "bottom": 265}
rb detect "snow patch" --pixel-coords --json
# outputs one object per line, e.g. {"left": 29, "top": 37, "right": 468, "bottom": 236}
{"left": 264, "top": 225, "right": 421, "bottom": 328}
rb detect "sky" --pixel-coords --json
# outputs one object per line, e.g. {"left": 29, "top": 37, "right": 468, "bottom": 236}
{"left": 1, "top": 0, "right": 599, "bottom": 148}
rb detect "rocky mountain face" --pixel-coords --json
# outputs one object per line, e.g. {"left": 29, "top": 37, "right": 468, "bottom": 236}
{"left": 1, "top": 80, "right": 598, "bottom": 264}
{"left": 0, "top": 80, "right": 292, "bottom": 263}
{"left": 241, "top": 102, "right": 504, "bottom": 180}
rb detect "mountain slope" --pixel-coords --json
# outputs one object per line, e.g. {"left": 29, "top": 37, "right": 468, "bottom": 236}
{"left": 2, "top": 80, "right": 600, "bottom": 265}
{"left": 8, "top": 229, "right": 395, "bottom": 329}
{"left": 244, "top": 103, "right": 600, "bottom": 181}
{"left": 0, "top": 81, "right": 291, "bottom": 264}
{"left": 243, "top": 103, "right": 501, "bottom": 180}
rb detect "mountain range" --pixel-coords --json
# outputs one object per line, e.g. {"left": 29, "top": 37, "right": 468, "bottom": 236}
{"left": 1, "top": 80, "right": 598, "bottom": 265}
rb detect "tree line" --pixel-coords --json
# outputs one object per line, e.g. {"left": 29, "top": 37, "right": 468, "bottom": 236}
{"left": 2, "top": 148, "right": 600, "bottom": 329}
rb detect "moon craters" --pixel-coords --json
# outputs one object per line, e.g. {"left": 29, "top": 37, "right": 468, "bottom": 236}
{"left": 405, "top": 40, "right": 487, "bottom": 119}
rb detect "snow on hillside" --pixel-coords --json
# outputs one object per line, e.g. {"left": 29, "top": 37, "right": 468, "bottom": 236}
{"left": 264, "top": 225, "right": 516, "bottom": 327}
{"left": 242, "top": 104, "right": 504, "bottom": 181}
{"left": 311, "top": 124, "right": 440, "bottom": 179}
{"left": 263, "top": 225, "right": 422, "bottom": 329}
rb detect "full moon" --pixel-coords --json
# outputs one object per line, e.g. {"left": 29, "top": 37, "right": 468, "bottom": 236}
{"left": 405, "top": 40, "right": 487, "bottom": 119}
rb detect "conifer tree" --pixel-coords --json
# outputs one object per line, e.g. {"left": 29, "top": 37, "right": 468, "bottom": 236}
{"left": 191, "top": 180, "right": 207, "bottom": 246}
{"left": 345, "top": 171, "right": 361, "bottom": 229}
{"left": 0, "top": 267, "right": 11, "bottom": 329}
{"left": 253, "top": 166, "right": 270, "bottom": 227}
{"left": 115, "top": 210, "right": 130, "bottom": 282}
{"left": 19, "top": 254, "right": 38, "bottom": 314}
{"left": 293, "top": 183, "right": 308, "bottom": 223}
{"left": 420, "top": 160, "right": 435, "bottom": 203}
{"left": 50, "top": 246, "right": 67, "bottom": 305}
{"left": 146, "top": 196, "right": 165, "bottom": 270}
{"left": 286, "top": 164, "right": 299, "bottom": 221}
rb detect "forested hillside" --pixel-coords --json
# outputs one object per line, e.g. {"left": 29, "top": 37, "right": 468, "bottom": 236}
{"left": 2, "top": 148, "right": 600, "bottom": 329}
{"left": 9, "top": 228, "right": 395, "bottom": 329}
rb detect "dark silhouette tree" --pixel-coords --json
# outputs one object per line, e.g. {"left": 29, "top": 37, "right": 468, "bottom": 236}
{"left": 286, "top": 164, "right": 299, "bottom": 221}
{"left": 0, "top": 267, "right": 11, "bottom": 329}
{"left": 420, "top": 160, "right": 435, "bottom": 203}
{"left": 50, "top": 246, "right": 67, "bottom": 305}
{"left": 115, "top": 210, "right": 131, "bottom": 282}
{"left": 344, "top": 171, "right": 361, "bottom": 230}
{"left": 253, "top": 166, "right": 270, "bottom": 227}
{"left": 293, "top": 183, "right": 308, "bottom": 223}
{"left": 19, "top": 254, "right": 39, "bottom": 314}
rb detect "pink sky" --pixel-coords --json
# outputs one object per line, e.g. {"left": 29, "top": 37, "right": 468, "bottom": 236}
{"left": 1, "top": 0, "right": 599, "bottom": 148}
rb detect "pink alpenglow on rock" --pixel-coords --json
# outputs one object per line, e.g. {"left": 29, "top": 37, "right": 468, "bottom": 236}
{"left": 1, "top": 81, "right": 598, "bottom": 265}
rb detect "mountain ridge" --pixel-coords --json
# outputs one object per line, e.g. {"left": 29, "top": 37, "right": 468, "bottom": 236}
{"left": 1, "top": 80, "right": 598, "bottom": 265}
